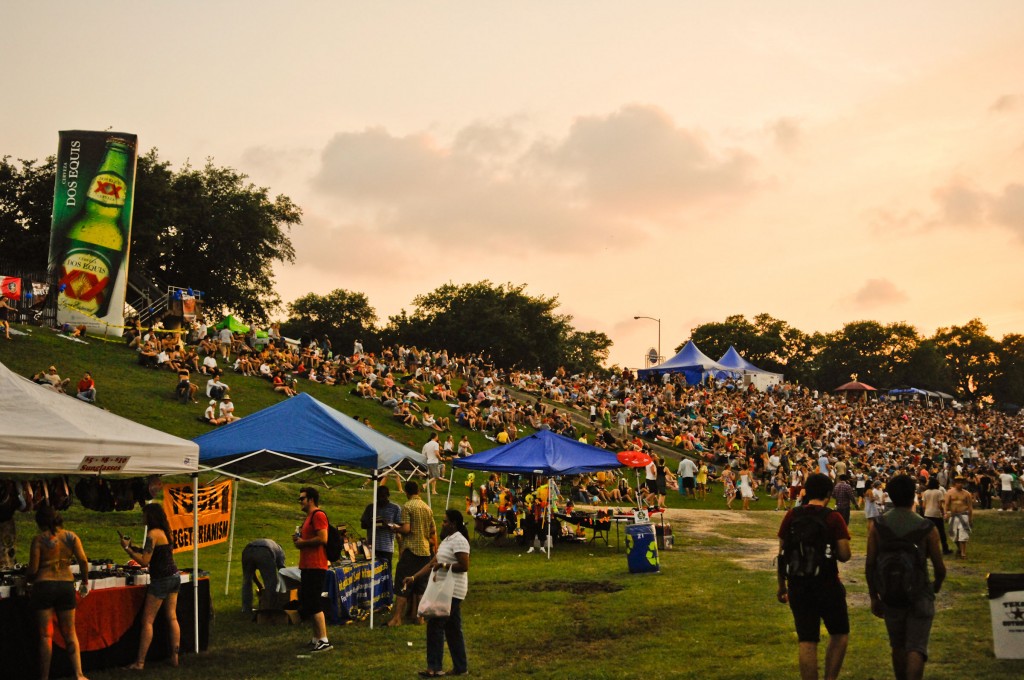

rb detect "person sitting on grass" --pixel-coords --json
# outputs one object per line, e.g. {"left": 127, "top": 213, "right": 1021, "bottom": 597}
{"left": 75, "top": 371, "right": 97, "bottom": 403}
{"left": 199, "top": 352, "right": 218, "bottom": 375}
{"left": 422, "top": 407, "right": 450, "bottom": 432}
{"left": 203, "top": 400, "right": 226, "bottom": 425}
{"left": 206, "top": 372, "right": 230, "bottom": 400}
{"left": 35, "top": 366, "right": 71, "bottom": 393}
{"left": 272, "top": 371, "right": 296, "bottom": 397}
{"left": 219, "top": 395, "right": 237, "bottom": 424}
{"left": 175, "top": 369, "right": 199, "bottom": 404}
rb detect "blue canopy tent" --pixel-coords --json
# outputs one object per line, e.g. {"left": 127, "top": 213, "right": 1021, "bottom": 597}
{"left": 453, "top": 430, "right": 621, "bottom": 558}
{"left": 194, "top": 393, "right": 426, "bottom": 628}
{"left": 637, "top": 340, "right": 728, "bottom": 384}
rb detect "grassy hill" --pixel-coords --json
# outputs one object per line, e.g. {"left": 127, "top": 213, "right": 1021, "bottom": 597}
{"left": 1, "top": 324, "right": 1021, "bottom": 679}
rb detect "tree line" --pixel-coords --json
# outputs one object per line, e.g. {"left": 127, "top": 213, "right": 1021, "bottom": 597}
{"left": 685, "top": 314, "right": 1024, "bottom": 405}
{"left": 0, "top": 151, "right": 610, "bottom": 376}
{"left": 5, "top": 151, "right": 1021, "bottom": 399}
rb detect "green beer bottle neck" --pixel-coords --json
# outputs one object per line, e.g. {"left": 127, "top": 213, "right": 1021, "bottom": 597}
{"left": 86, "top": 141, "right": 131, "bottom": 210}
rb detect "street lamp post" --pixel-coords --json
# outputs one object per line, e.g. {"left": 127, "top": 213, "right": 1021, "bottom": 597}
{"left": 633, "top": 316, "right": 661, "bottom": 366}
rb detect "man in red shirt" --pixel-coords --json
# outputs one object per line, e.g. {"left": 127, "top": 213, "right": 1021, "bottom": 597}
{"left": 293, "top": 487, "right": 331, "bottom": 652}
{"left": 75, "top": 371, "right": 96, "bottom": 403}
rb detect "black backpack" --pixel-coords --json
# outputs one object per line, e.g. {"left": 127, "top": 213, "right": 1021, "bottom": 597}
{"left": 315, "top": 509, "right": 343, "bottom": 563}
{"left": 782, "top": 507, "right": 836, "bottom": 579}
{"left": 874, "top": 515, "right": 933, "bottom": 608}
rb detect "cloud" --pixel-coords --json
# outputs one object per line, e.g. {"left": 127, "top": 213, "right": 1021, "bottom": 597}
{"left": 873, "top": 177, "right": 1024, "bottom": 241}
{"left": 537, "top": 104, "right": 759, "bottom": 217}
{"left": 930, "top": 177, "right": 986, "bottom": 226}
{"left": 989, "top": 183, "right": 1024, "bottom": 235}
{"left": 767, "top": 117, "right": 802, "bottom": 152}
{"left": 990, "top": 94, "right": 1018, "bottom": 113}
{"left": 306, "top": 107, "right": 762, "bottom": 259}
{"left": 849, "top": 278, "right": 908, "bottom": 308}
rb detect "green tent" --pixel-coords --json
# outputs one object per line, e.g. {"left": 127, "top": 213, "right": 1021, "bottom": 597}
{"left": 214, "top": 315, "right": 250, "bottom": 333}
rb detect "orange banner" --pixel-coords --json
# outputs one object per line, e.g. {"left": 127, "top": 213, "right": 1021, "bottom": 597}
{"left": 162, "top": 481, "right": 232, "bottom": 553}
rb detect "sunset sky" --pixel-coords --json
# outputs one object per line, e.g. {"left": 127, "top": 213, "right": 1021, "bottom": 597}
{"left": 3, "top": 2, "right": 1023, "bottom": 368}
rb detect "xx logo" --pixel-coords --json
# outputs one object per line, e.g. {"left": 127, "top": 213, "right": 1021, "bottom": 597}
{"left": 94, "top": 180, "right": 122, "bottom": 199}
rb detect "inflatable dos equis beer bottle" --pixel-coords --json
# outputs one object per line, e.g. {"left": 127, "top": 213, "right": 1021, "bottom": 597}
{"left": 57, "top": 138, "right": 131, "bottom": 317}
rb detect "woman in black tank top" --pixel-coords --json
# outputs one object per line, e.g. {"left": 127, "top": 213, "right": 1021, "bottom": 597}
{"left": 120, "top": 503, "right": 180, "bottom": 670}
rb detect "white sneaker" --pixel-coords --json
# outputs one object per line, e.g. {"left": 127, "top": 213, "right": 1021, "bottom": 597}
{"left": 526, "top": 547, "right": 535, "bottom": 553}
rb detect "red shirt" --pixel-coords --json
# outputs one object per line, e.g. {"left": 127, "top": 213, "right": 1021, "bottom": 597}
{"left": 298, "top": 509, "right": 329, "bottom": 570}
{"left": 77, "top": 377, "right": 94, "bottom": 392}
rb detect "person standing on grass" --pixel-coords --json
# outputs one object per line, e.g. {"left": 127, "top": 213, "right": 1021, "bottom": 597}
{"left": 831, "top": 474, "right": 859, "bottom": 527}
{"left": 28, "top": 505, "right": 90, "bottom": 680}
{"left": 677, "top": 456, "right": 697, "bottom": 499}
{"left": 423, "top": 432, "right": 442, "bottom": 495}
{"left": 293, "top": 487, "right": 331, "bottom": 652}
{"left": 943, "top": 477, "right": 973, "bottom": 559}
{"left": 866, "top": 474, "right": 946, "bottom": 680}
{"left": 921, "top": 477, "right": 952, "bottom": 555}
{"left": 777, "top": 473, "right": 852, "bottom": 680}
{"left": 407, "top": 509, "right": 470, "bottom": 678}
{"left": 120, "top": 503, "right": 181, "bottom": 670}
{"left": 389, "top": 480, "right": 437, "bottom": 627}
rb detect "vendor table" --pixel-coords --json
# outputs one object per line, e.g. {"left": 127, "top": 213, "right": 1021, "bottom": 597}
{"left": 0, "top": 577, "right": 210, "bottom": 680}
{"left": 280, "top": 561, "right": 393, "bottom": 624}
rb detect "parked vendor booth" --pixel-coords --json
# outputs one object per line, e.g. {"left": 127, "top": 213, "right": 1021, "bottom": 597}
{"left": 453, "top": 430, "right": 621, "bottom": 559}
{"left": 0, "top": 360, "right": 203, "bottom": 678}
{"left": 194, "top": 392, "right": 426, "bottom": 629}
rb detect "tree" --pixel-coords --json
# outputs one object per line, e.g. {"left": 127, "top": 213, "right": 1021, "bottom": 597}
{"left": 0, "top": 156, "right": 56, "bottom": 269}
{"left": 932, "top": 319, "right": 999, "bottom": 398}
{"left": 814, "top": 321, "right": 922, "bottom": 389}
{"left": 281, "top": 289, "right": 377, "bottom": 353}
{"left": 146, "top": 160, "right": 300, "bottom": 322}
{"left": 993, "top": 334, "right": 1024, "bottom": 405}
{"left": 385, "top": 281, "right": 609, "bottom": 373}
{"left": 0, "top": 150, "right": 301, "bottom": 322}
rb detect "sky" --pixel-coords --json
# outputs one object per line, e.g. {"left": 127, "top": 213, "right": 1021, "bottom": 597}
{"left": 3, "top": 2, "right": 1024, "bottom": 368}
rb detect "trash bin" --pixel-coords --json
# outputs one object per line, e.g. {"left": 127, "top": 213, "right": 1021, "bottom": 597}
{"left": 988, "top": 573, "right": 1024, "bottom": 659}
{"left": 625, "top": 523, "right": 659, "bottom": 574}
{"left": 655, "top": 523, "right": 673, "bottom": 550}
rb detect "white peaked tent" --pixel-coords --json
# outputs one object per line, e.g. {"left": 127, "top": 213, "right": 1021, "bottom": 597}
{"left": 0, "top": 361, "right": 199, "bottom": 474}
{"left": 0, "top": 361, "right": 203, "bottom": 652}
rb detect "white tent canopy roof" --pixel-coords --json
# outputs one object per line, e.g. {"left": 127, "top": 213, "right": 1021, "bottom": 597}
{"left": 0, "top": 361, "right": 199, "bottom": 475}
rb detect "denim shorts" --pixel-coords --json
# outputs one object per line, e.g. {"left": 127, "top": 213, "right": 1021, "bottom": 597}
{"left": 149, "top": 574, "right": 182, "bottom": 600}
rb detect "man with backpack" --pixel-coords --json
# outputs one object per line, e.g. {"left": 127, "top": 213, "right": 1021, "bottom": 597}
{"left": 776, "top": 473, "right": 852, "bottom": 680}
{"left": 866, "top": 474, "right": 946, "bottom": 680}
{"left": 293, "top": 487, "right": 332, "bottom": 652}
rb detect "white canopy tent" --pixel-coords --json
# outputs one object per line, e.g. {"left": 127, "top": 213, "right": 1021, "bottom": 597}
{"left": 0, "top": 361, "right": 203, "bottom": 652}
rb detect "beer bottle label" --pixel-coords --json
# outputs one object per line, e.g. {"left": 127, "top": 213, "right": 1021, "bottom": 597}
{"left": 59, "top": 242, "right": 115, "bottom": 315}
{"left": 87, "top": 172, "right": 128, "bottom": 208}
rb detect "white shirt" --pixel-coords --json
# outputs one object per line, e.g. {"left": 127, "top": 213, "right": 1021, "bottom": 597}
{"left": 422, "top": 440, "right": 441, "bottom": 464}
{"left": 677, "top": 458, "right": 697, "bottom": 478}
{"left": 434, "top": 531, "right": 470, "bottom": 600}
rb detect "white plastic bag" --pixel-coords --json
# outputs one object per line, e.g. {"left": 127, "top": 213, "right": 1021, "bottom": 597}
{"left": 417, "top": 566, "right": 454, "bottom": 619}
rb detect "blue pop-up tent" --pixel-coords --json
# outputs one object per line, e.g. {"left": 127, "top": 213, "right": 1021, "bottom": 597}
{"left": 453, "top": 430, "right": 621, "bottom": 558}
{"left": 637, "top": 340, "right": 728, "bottom": 384}
{"left": 453, "top": 429, "right": 621, "bottom": 476}
{"left": 194, "top": 393, "right": 425, "bottom": 628}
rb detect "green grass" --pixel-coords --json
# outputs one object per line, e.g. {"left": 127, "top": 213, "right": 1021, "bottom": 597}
{"left": 1, "top": 323, "right": 1023, "bottom": 679}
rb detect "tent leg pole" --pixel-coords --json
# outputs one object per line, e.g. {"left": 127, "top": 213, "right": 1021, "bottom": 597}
{"left": 445, "top": 467, "right": 454, "bottom": 511}
{"left": 192, "top": 473, "right": 200, "bottom": 655}
{"left": 224, "top": 480, "right": 239, "bottom": 596}
{"left": 370, "top": 470, "right": 379, "bottom": 630}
